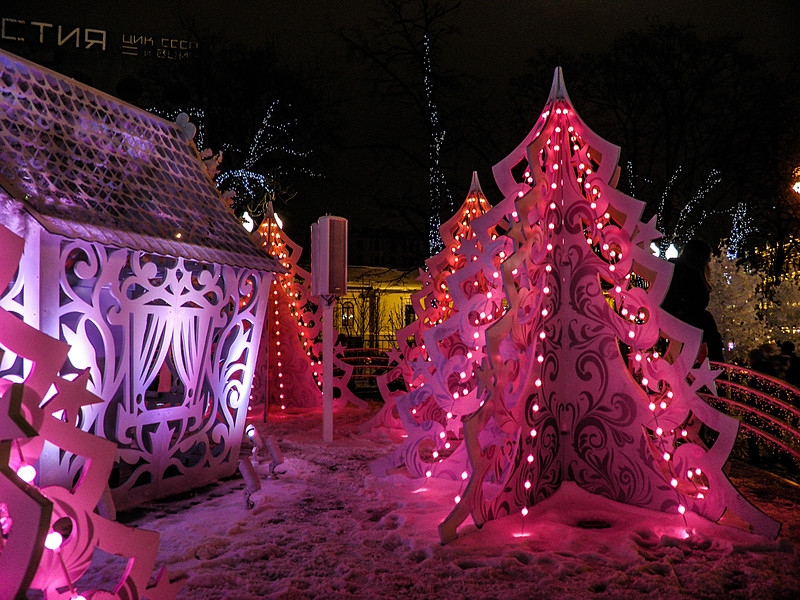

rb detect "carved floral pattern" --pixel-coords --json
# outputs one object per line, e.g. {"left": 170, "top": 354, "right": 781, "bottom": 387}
{"left": 1, "top": 233, "right": 269, "bottom": 511}
{"left": 0, "top": 224, "right": 182, "bottom": 599}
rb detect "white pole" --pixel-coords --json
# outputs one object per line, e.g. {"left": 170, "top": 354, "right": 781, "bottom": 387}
{"left": 322, "top": 298, "right": 334, "bottom": 443}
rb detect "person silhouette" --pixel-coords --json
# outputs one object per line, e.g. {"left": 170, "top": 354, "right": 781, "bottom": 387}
{"left": 780, "top": 340, "right": 800, "bottom": 388}
{"left": 661, "top": 239, "right": 724, "bottom": 362}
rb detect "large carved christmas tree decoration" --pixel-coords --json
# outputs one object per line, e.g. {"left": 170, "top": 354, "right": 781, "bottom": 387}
{"left": 250, "top": 204, "right": 364, "bottom": 413}
{"left": 370, "top": 173, "right": 503, "bottom": 481}
{"left": 0, "top": 225, "right": 182, "bottom": 599}
{"left": 434, "top": 69, "right": 780, "bottom": 543}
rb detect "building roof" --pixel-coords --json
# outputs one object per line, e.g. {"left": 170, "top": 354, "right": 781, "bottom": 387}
{"left": 0, "top": 49, "right": 282, "bottom": 272}
{"left": 346, "top": 266, "right": 422, "bottom": 292}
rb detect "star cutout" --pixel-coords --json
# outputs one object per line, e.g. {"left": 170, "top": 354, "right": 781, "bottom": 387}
{"left": 688, "top": 358, "right": 721, "bottom": 395}
{"left": 457, "top": 236, "right": 481, "bottom": 261}
{"left": 147, "top": 566, "right": 187, "bottom": 600}
{"left": 631, "top": 215, "right": 662, "bottom": 250}
{"left": 408, "top": 356, "right": 434, "bottom": 381}
{"left": 416, "top": 266, "right": 432, "bottom": 286}
{"left": 386, "top": 347, "right": 403, "bottom": 366}
{"left": 46, "top": 370, "right": 103, "bottom": 424}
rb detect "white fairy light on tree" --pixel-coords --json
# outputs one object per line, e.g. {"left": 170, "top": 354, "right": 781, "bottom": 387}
{"left": 656, "top": 166, "right": 681, "bottom": 232}
{"left": 671, "top": 168, "right": 722, "bottom": 245}
{"left": 727, "top": 202, "right": 753, "bottom": 258}
{"left": 216, "top": 99, "right": 315, "bottom": 217}
{"left": 423, "top": 32, "right": 453, "bottom": 255}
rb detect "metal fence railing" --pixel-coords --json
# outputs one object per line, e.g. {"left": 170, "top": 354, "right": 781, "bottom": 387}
{"left": 703, "top": 362, "right": 800, "bottom": 480}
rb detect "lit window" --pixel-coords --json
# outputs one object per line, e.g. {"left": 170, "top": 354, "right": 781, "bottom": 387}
{"left": 341, "top": 301, "right": 355, "bottom": 329}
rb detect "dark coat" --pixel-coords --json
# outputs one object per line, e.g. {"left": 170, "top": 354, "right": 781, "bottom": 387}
{"left": 662, "top": 259, "right": 723, "bottom": 362}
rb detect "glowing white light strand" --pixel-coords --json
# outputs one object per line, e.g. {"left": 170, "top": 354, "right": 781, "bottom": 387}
{"left": 423, "top": 32, "right": 453, "bottom": 255}
{"left": 727, "top": 202, "right": 753, "bottom": 259}
{"left": 672, "top": 168, "right": 722, "bottom": 244}
{"left": 216, "top": 99, "right": 317, "bottom": 214}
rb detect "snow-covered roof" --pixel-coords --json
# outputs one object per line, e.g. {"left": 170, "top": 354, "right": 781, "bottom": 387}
{"left": 0, "top": 48, "right": 282, "bottom": 272}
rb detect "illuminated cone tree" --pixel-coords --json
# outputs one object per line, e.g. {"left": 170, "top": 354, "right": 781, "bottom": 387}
{"left": 422, "top": 69, "right": 780, "bottom": 543}
{"left": 370, "top": 173, "right": 504, "bottom": 482}
{"left": 250, "top": 206, "right": 363, "bottom": 413}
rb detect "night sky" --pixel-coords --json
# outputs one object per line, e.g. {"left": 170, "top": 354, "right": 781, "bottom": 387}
{"left": 1, "top": 1, "right": 798, "bottom": 265}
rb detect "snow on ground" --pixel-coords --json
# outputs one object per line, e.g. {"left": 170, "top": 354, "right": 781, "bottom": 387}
{"left": 69, "top": 403, "right": 800, "bottom": 599}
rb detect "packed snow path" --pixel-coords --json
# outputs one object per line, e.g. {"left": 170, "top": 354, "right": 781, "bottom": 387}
{"left": 61, "top": 405, "right": 799, "bottom": 600}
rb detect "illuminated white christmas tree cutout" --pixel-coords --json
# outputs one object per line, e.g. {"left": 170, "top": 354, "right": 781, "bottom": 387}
{"left": 437, "top": 69, "right": 780, "bottom": 544}
{"left": 250, "top": 204, "right": 364, "bottom": 413}
{"left": 368, "top": 172, "right": 500, "bottom": 481}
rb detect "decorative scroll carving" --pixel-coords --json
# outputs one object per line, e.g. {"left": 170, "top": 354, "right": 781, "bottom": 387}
{"left": 1, "top": 231, "right": 268, "bottom": 510}
{"left": 369, "top": 173, "right": 496, "bottom": 480}
{"left": 1, "top": 224, "right": 182, "bottom": 599}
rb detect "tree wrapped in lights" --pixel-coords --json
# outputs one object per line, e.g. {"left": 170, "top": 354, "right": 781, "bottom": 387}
{"left": 427, "top": 68, "right": 780, "bottom": 543}
{"left": 707, "top": 247, "right": 768, "bottom": 362}
{"left": 249, "top": 204, "right": 364, "bottom": 413}
{"left": 370, "top": 172, "right": 502, "bottom": 481}
{"left": 707, "top": 246, "right": 800, "bottom": 363}
{"left": 345, "top": 0, "right": 457, "bottom": 255}
{"left": 0, "top": 225, "right": 182, "bottom": 599}
{"left": 216, "top": 100, "right": 314, "bottom": 218}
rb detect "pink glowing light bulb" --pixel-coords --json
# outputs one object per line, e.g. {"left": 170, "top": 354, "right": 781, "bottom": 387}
{"left": 17, "top": 464, "right": 36, "bottom": 483}
{"left": 44, "top": 531, "right": 63, "bottom": 550}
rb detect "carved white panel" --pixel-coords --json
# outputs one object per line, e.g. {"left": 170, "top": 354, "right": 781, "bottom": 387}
{"left": 1, "top": 230, "right": 269, "bottom": 510}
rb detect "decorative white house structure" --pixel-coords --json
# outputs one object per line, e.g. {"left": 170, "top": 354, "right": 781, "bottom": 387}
{"left": 0, "top": 48, "right": 282, "bottom": 511}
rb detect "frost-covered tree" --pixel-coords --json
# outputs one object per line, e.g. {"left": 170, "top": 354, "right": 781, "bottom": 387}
{"left": 763, "top": 280, "right": 800, "bottom": 344}
{"left": 707, "top": 248, "right": 769, "bottom": 362}
{"left": 707, "top": 247, "right": 800, "bottom": 363}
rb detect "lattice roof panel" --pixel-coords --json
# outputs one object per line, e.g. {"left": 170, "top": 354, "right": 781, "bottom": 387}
{"left": 0, "top": 48, "right": 282, "bottom": 272}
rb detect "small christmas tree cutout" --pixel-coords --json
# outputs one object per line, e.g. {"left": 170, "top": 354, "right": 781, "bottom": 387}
{"left": 370, "top": 172, "right": 508, "bottom": 482}
{"left": 364, "top": 172, "right": 495, "bottom": 435}
{"left": 250, "top": 203, "right": 364, "bottom": 414}
{"left": 436, "top": 68, "right": 780, "bottom": 543}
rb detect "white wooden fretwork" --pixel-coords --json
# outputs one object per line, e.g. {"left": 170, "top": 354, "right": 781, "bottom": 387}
{"left": 1, "top": 231, "right": 269, "bottom": 511}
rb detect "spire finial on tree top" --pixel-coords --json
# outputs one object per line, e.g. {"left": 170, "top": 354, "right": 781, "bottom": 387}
{"left": 548, "top": 66, "right": 571, "bottom": 103}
